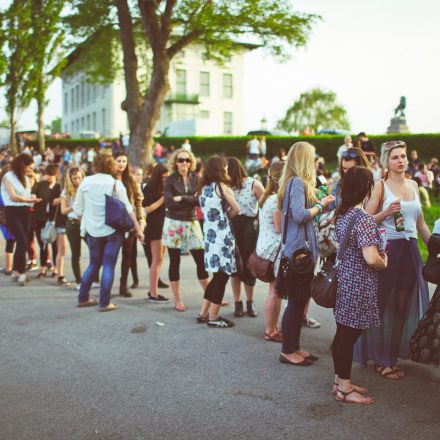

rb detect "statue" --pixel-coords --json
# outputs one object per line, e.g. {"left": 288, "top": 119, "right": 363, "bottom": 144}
{"left": 394, "top": 96, "right": 406, "bottom": 118}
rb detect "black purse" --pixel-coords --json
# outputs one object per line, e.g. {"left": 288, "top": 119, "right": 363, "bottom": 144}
{"left": 311, "top": 211, "right": 361, "bottom": 308}
{"left": 275, "top": 179, "right": 314, "bottom": 302}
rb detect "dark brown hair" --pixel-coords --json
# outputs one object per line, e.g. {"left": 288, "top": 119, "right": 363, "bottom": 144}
{"left": 200, "top": 156, "right": 230, "bottom": 190}
{"left": 44, "top": 164, "right": 59, "bottom": 177}
{"left": 338, "top": 147, "right": 370, "bottom": 179}
{"left": 227, "top": 156, "right": 247, "bottom": 189}
{"left": 336, "top": 166, "right": 374, "bottom": 218}
{"left": 113, "top": 151, "right": 134, "bottom": 200}
{"left": 11, "top": 153, "right": 33, "bottom": 187}
{"left": 149, "top": 163, "right": 168, "bottom": 195}
{"left": 93, "top": 153, "right": 117, "bottom": 176}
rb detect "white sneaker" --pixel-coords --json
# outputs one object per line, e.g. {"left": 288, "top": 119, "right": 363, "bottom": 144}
{"left": 76, "top": 284, "right": 81, "bottom": 291}
{"left": 92, "top": 282, "right": 100, "bottom": 289}
{"left": 302, "top": 316, "right": 321, "bottom": 329}
{"left": 17, "top": 274, "right": 27, "bottom": 286}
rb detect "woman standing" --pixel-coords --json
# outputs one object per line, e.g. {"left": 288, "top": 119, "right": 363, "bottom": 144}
{"left": 277, "top": 142, "right": 334, "bottom": 366}
{"left": 114, "top": 151, "right": 145, "bottom": 297}
{"left": 332, "top": 167, "right": 387, "bottom": 405}
{"left": 61, "top": 167, "right": 86, "bottom": 289}
{"left": 354, "top": 140, "right": 430, "bottom": 379}
{"left": 163, "top": 148, "right": 209, "bottom": 311}
{"left": 198, "top": 156, "right": 240, "bottom": 327}
{"left": 227, "top": 157, "right": 264, "bottom": 318}
{"left": 255, "top": 161, "right": 283, "bottom": 341}
{"left": 143, "top": 163, "right": 170, "bottom": 303}
{"left": 0, "top": 166, "right": 15, "bottom": 275}
{"left": 73, "top": 154, "right": 144, "bottom": 312}
{"left": 0, "top": 153, "right": 40, "bottom": 285}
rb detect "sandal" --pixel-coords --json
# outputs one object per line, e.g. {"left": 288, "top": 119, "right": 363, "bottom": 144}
{"left": 332, "top": 382, "right": 368, "bottom": 395}
{"left": 57, "top": 277, "right": 71, "bottom": 287}
{"left": 37, "top": 271, "right": 47, "bottom": 279}
{"left": 196, "top": 315, "right": 209, "bottom": 323}
{"left": 264, "top": 331, "right": 283, "bottom": 343}
{"left": 376, "top": 366, "right": 403, "bottom": 380}
{"left": 335, "top": 389, "right": 375, "bottom": 405}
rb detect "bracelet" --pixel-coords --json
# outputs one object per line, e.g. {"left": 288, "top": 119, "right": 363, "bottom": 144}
{"left": 314, "top": 203, "right": 324, "bottom": 213}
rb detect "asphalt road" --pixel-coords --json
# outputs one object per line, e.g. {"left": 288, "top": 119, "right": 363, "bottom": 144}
{"left": 0, "top": 243, "right": 439, "bottom": 440}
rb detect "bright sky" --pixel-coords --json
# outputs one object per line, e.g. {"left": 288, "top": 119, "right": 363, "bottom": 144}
{"left": 7, "top": 0, "right": 440, "bottom": 135}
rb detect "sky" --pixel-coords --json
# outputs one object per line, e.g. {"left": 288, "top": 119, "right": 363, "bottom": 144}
{"left": 5, "top": 0, "right": 440, "bottom": 135}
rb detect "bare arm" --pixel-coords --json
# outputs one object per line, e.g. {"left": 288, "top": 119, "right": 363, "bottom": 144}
{"left": 366, "top": 180, "right": 400, "bottom": 224}
{"left": 60, "top": 196, "right": 73, "bottom": 215}
{"left": 411, "top": 180, "right": 431, "bottom": 244}
{"left": 221, "top": 183, "right": 240, "bottom": 218}
{"left": 362, "top": 245, "right": 387, "bottom": 270}
{"left": 273, "top": 209, "right": 281, "bottom": 234}
{"left": 145, "top": 196, "right": 164, "bottom": 214}
{"left": 4, "top": 178, "right": 38, "bottom": 203}
{"left": 252, "top": 180, "right": 265, "bottom": 201}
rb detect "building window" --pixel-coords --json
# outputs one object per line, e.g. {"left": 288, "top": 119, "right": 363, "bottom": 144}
{"left": 64, "top": 92, "right": 68, "bottom": 114}
{"left": 200, "top": 110, "right": 210, "bottom": 119}
{"left": 101, "top": 85, "right": 106, "bottom": 99}
{"left": 81, "top": 116, "right": 85, "bottom": 129}
{"left": 223, "top": 112, "right": 233, "bottom": 134}
{"left": 75, "top": 85, "right": 79, "bottom": 110}
{"left": 71, "top": 89, "right": 74, "bottom": 112}
{"left": 92, "top": 112, "right": 96, "bottom": 131}
{"left": 75, "top": 119, "right": 79, "bottom": 132}
{"left": 223, "top": 73, "right": 233, "bottom": 98}
{"left": 92, "top": 85, "right": 96, "bottom": 103}
{"left": 80, "top": 81, "right": 85, "bottom": 108}
{"left": 199, "top": 72, "right": 210, "bottom": 97}
{"left": 86, "top": 83, "right": 90, "bottom": 105}
{"left": 86, "top": 114, "right": 90, "bottom": 130}
{"left": 176, "top": 69, "right": 187, "bottom": 95}
{"left": 71, "top": 122, "right": 74, "bottom": 133}
{"left": 102, "top": 108, "right": 106, "bottom": 133}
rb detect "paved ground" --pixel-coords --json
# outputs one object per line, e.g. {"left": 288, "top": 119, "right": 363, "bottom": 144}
{"left": 0, "top": 242, "right": 439, "bottom": 440}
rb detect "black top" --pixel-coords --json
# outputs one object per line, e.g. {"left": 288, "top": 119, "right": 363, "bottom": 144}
{"left": 360, "top": 139, "right": 376, "bottom": 154}
{"left": 50, "top": 184, "right": 67, "bottom": 228}
{"left": 163, "top": 172, "right": 200, "bottom": 221}
{"left": 142, "top": 183, "right": 165, "bottom": 233}
{"left": 33, "top": 181, "right": 58, "bottom": 225}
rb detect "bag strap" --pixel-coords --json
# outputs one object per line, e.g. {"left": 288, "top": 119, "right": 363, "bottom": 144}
{"left": 335, "top": 210, "right": 362, "bottom": 265}
{"left": 282, "top": 179, "right": 293, "bottom": 245}
{"left": 377, "top": 180, "right": 385, "bottom": 212}
{"left": 217, "top": 182, "right": 238, "bottom": 239}
{"left": 113, "top": 179, "right": 117, "bottom": 197}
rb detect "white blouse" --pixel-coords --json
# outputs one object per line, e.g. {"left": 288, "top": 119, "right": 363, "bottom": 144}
{"left": 73, "top": 173, "right": 133, "bottom": 237}
{"left": 0, "top": 171, "right": 32, "bottom": 207}
{"left": 233, "top": 177, "right": 258, "bottom": 218}
{"left": 256, "top": 194, "right": 281, "bottom": 261}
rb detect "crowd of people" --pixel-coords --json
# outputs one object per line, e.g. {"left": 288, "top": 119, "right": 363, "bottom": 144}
{"left": 1, "top": 137, "right": 439, "bottom": 405}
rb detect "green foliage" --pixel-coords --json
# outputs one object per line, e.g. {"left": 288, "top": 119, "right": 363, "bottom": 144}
{"left": 419, "top": 203, "right": 440, "bottom": 261}
{"left": 277, "top": 88, "right": 350, "bottom": 133}
{"left": 49, "top": 117, "right": 62, "bottom": 134}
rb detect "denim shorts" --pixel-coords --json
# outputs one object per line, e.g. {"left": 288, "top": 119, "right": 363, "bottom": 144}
{"left": 56, "top": 227, "right": 66, "bottom": 234}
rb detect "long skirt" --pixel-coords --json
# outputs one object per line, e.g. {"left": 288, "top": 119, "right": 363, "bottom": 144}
{"left": 354, "top": 238, "right": 429, "bottom": 368}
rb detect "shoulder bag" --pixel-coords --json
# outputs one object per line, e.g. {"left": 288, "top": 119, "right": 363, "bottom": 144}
{"left": 311, "top": 210, "right": 362, "bottom": 308}
{"left": 41, "top": 204, "right": 59, "bottom": 249}
{"left": 275, "top": 179, "right": 314, "bottom": 302}
{"left": 105, "top": 179, "right": 135, "bottom": 233}
{"left": 217, "top": 183, "right": 243, "bottom": 275}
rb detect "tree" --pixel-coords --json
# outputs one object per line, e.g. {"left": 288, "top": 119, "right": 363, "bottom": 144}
{"left": 277, "top": 88, "right": 350, "bottom": 134}
{"left": 0, "top": 1, "right": 35, "bottom": 154}
{"left": 65, "top": 0, "right": 319, "bottom": 167}
{"left": 29, "top": 0, "right": 66, "bottom": 153}
{"left": 48, "top": 116, "right": 62, "bottom": 134}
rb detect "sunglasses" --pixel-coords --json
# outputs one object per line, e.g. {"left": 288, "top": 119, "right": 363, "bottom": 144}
{"left": 177, "top": 158, "right": 191, "bottom": 164}
{"left": 341, "top": 151, "right": 360, "bottom": 160}
{"left": 382, "top": 141, "right": 406, "bottom": 150}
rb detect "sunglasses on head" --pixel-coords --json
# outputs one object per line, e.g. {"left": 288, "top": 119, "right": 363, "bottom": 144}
{"left": 341, "top": 150, "right": 360, "bottom": 160}
{"left": 177, "top": 157, "right": 191, "bottom": 163}
{"left": 382, "top": 141, "right": 406, "bottom": 151}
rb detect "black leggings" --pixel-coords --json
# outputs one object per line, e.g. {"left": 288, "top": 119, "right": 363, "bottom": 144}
{"left": 5, "top": 239, "right": 15, "bottom": 253}
{"left": 120, "top": 230, "right": 137, "bottom": 287}
{"left": 5, "top": 206, "right": 30, "bottom": 274}
{"left": 331, "top": 323, "right": 363, "bottom": 380}
{"left": 167, "top": 248, "right": 208, "bottom": 282}
{"left": 35, "top": 224, "right": 57, "bottom": 268}
{"left": 130, "top": 239, "right": 139, "bottom": 284}
{"left": 204, "top": 271, "right": 230, "bottom": 305}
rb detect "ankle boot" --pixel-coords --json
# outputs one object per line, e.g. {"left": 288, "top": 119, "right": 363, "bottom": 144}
{"left": 234, "top": 301, "right": 243, "bottom": 317}
{"left": 246, "top": 300, "right": 258, "bottom": 318}
{"left": 119, "top": 281, "right": 132, "bottom": 297}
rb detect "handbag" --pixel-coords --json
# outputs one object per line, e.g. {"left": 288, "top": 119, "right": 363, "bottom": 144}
{"left": 311, "top": 210, "right": 362, "bottom": 308}
{"left": 317, "top": 209, "right": 338, "bottom": 258}
{"left": 275, "top": 179, "right": 314, "bottom": 301}
{"left": 422, "top": 234, "right": 440, "bottom": 284}
{"left": 105, "top": 179, "right": 135, "bottom": 233}
{"left": 41, "top": 204, "right": 59, "bottom": 248}
{"left": 217, "top": 183, "right": 243, "bottom": 274}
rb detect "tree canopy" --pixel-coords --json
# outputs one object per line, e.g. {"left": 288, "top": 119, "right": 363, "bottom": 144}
{"left": 277, "top": 87, "right": 350, "bottom": 134}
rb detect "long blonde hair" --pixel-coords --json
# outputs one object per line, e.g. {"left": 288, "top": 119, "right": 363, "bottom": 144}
{"left": 63, "top": 167, "right": 84, "bottom": 204}
{"left": 260, "top": 161, "right": 284, "bottom": 208}
{"left": 277, "top": 142, "right": 317, "bottom": 209}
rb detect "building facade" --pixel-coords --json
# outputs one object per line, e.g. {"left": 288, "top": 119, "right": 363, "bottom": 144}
{"left": 61, "top": 43, "right": 254, "bottom": 138}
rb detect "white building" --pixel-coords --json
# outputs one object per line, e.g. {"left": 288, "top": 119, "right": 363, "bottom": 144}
{"left": 61, "top": 43, "right": 256, "bottom": 138}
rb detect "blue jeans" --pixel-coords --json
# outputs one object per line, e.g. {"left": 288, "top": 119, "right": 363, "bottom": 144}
{"left": 78, "top": 231, "right": 123, "bottom": 307}
{"left": 281, "top": 298, "right": 307, "bottom": 354}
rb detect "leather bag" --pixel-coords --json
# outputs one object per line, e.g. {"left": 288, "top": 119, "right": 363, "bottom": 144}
{"left": 105, "top": 180, "right": 134, "bottom": 233}
{"left": 311, "top": 211, "right": 362, "bottom": 308}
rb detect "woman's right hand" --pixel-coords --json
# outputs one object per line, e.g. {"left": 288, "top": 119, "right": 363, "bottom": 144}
{"left": 379, "top": 251, "right": 388, "bottom": 269}
{"left": 320, "top": 195, "right": 335, "bottom": 208}
{"left": 386, "top": 200, "right": 401, "bottom": 217}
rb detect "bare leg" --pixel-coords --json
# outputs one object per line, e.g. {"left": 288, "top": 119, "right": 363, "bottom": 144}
{"left": 149, "top": 239, "right": 165, "bottom": 296}
{"left": 208, "top": 303, "right": 221, "bottom": 319}
{"left": 5, "top": 252, "right": 13, "bottom": 272}
{"left": 264, "top": 281, "right": 281, "bottom": 335}
{"left": 231, "top": 276, "right": 241, "bottom": 302}
{"left": 170, "top": 281, "right": 185, "bottom": 311}
{"left": 199, "top": 278, "right": 209, "bottom": 291}
{"left": 199, "top": 299, "right": 210, "bottom": 318}
{"left": 56, "top": 234, "right": 67, "bottom": 277}
{"left": 244, "top": 283, "right": 254, "bottom": 301}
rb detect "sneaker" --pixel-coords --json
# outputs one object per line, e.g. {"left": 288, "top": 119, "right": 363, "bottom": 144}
{"left": 91, "top": 282, "right": 100, "bottom": 289}
{"left": 76, "top": 284, "right": 81, "bottom": 291}
{"left": 302, "top": 316, "right": 321, "bottom": 329}
{"left": 17, "top": 274, "right": 28, "bottom": 286}
{"left": 4, "top": 270, "right": 12, "bottom": 276}
{"left": 147, "top": 293, "right": 170, "bottom": 304}
{"left": 27, "top": 262, "right": 38, "bottom": 271}
{"left": 207, "top": 316, "right": 234, "bottom": 328}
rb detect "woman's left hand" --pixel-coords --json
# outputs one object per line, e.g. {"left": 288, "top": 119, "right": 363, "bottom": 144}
{"left": 173, "top": 196, "right": 182, "bottom": 202}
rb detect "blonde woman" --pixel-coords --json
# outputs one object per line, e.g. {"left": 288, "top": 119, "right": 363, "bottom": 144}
{"left": 354, "top": 141, "right": 430, "bottom": 379}
{"left": 163, "top": 148, "right": 209, "bottom": 311}
{"left": 277, "top": 142, "right": 334, "bottom": 366}
{"left": 256, "top": 161, "right": 284, "bottom": 341}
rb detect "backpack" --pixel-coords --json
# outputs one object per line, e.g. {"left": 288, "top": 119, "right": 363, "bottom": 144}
{"left": 317, "top": 209, "right": 338, "bottom": 258}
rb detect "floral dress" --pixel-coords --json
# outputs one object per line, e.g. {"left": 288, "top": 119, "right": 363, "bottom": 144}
{"left": 199, "top": 183, "right": 236, "bottom": 275}
{"left": 335, "top": 208, "right": 382, "bottom": 330}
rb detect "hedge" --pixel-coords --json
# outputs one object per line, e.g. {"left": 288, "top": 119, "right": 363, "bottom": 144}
{"left": 29, "top": 133, "right": 440, "bottom": 163}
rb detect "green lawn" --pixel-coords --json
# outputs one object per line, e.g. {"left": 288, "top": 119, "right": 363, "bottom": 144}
{"left": 419, "top": 200, "right": 440, "bottom": 261}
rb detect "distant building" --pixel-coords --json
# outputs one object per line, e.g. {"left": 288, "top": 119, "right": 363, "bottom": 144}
{"left": 61, "top": 43, "right": 256, "bottom": 138}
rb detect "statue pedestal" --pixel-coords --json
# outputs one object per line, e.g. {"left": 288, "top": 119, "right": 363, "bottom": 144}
{"left": 387, "top": 116, "right": 409, "bottom": 134}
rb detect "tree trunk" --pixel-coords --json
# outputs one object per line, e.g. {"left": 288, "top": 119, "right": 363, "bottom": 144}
{"left": 36, "top": 94, "right": 45, "bottom": 154}
{"left": 9, "top": 112, "right": 17, "bottom": 155}
{"left": 128, "top": 56, "right": 170, "bottom": 169}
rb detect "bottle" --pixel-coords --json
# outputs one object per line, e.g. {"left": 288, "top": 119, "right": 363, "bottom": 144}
{"left": 393, "top": 210, "right": 405, "bottom": 232}
{"left": 317, "top": 185, "right": 328, "bottom": 200}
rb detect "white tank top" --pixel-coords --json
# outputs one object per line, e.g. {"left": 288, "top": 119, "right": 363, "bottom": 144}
{"left": 248, "top": 139, "right": 260, "bottom": 155}
{"left": 233, "top": 177, "right": 258, "bottom": 217}
{"left": 380, "top": 181, "right": 420, "bottom": 240}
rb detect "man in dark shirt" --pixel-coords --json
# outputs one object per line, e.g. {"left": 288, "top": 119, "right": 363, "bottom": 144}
{"left": 357, "top": 132, "right": 376, "bottom": 160}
